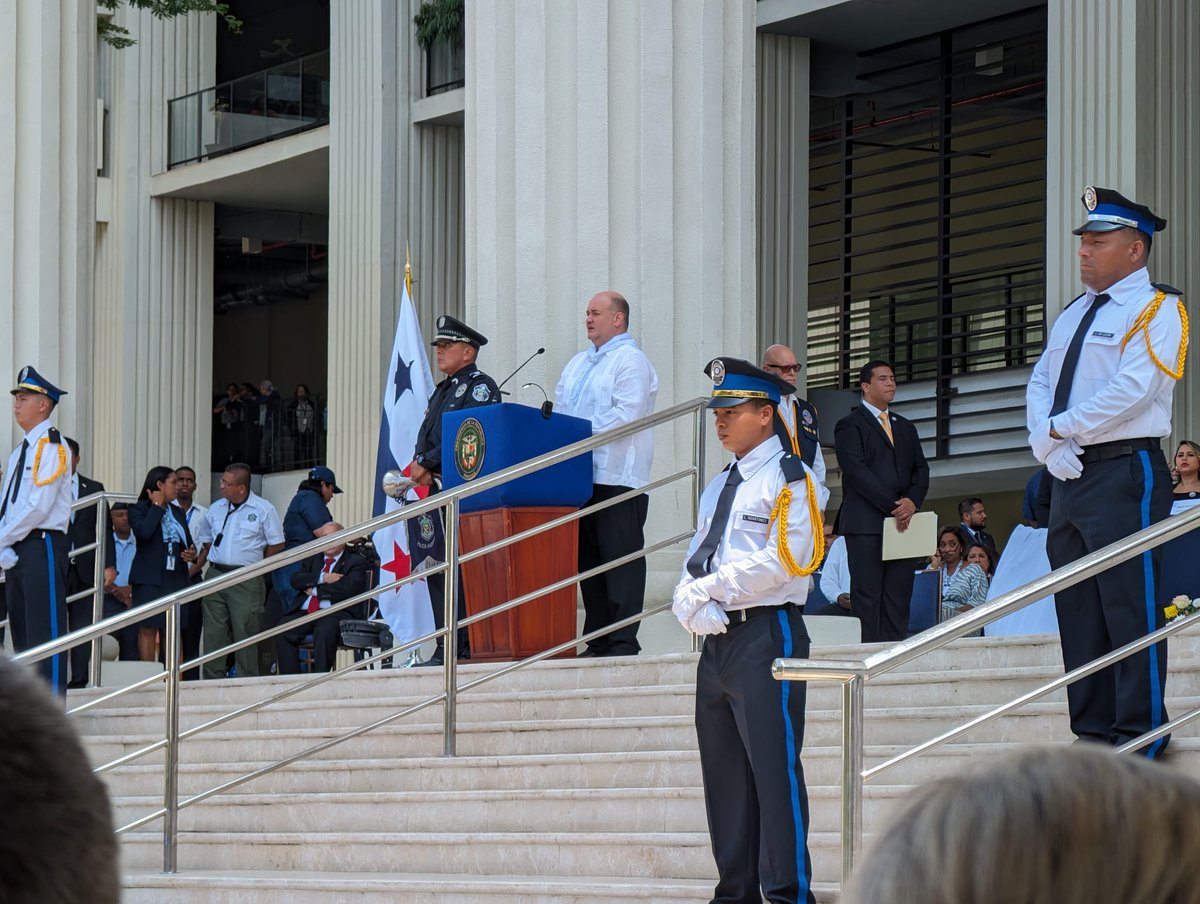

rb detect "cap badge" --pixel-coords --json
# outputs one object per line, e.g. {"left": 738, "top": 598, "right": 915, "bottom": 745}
{"left": 710, "top": 359, "right": 726, "bottom": 386}
{"left": 1083, "top": 186, "right": 1098, "bottom": 211}
{"left": 437, "top": 315, "right": 446, "bottom": 328}
{"left": 18, "top": 366, "right": 29, "bottom": 383}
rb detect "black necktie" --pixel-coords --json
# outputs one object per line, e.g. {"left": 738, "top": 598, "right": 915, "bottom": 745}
{"left": 687, "top": 464, "right": 744, "bottom": 579}
{"left": 0, "top": 440, "right": 29, "bottom": 520}
{"left": 1050, "top": 293, "right": 1110, "bottom": 417}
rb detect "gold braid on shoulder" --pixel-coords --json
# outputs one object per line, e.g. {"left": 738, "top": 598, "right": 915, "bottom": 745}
{"left": 768, "top": 475, "right": 826, "bottom": 578}
{"left": 32, "top": 436, "right": 67, "bottom": 487}
{"left": 1120, "top": 289, "right": 1188, "bottom": 380}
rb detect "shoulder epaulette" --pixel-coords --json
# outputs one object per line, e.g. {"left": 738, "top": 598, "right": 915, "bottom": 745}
{"left": 1152, "top": 282, "right": 1183, "bottom": 297}
{"left": 47, "top": 428, "right": 61, "bottom": 444}
{"left": 779, "top": 452, "right": 808, "bottom": 484}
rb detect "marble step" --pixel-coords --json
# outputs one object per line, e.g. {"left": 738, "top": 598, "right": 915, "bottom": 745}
{"left": 120, "top": 870, "right": 839, "bottom": 904}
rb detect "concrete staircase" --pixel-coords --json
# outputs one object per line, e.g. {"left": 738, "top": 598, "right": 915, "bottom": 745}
{"left": 71, "top": 629, "right": 1200, "bottom": 903}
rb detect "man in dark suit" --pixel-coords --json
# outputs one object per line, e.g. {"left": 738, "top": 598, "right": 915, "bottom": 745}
{"left": 65, "top": 437, "right": 106, "bottom": 688}
{"left": 833, "top": 361, "right": 930, "bottom": 642}
{"left": 275, "top": 522, "right": 371, "bottom": 674}
{"left": 957, "top": 496, "right": 999, "bottom": 559}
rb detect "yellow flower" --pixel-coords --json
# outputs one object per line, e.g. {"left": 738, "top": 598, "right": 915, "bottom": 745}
{"left": 1165, "top": 605, "right": 1180, "bottom": 620}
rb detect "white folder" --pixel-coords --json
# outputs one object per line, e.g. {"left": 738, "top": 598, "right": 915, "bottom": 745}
{"left": 881, "top": 510, "right": 937, "bottom": 561}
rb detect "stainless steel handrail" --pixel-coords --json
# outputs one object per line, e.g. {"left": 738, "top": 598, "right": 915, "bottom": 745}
{"left": 14, "top": 397, "right": 712, "bottom": 871}
{"left": 773, "top": 503, "right": 1200, "bottom": 885}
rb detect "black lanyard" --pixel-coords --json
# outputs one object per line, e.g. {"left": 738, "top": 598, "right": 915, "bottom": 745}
{"left": 214, "top": 501, "right": 244, "bottom": 548}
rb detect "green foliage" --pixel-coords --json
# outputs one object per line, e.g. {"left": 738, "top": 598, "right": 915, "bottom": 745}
{"left": 413, "top": 0, "right": 464, "bottom": 51}
{"left": 97, "top": 0, "right": 243, "bottom": 49}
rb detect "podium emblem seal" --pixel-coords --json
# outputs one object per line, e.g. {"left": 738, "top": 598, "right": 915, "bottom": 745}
{"left": 454, "top": 417, "right": 486, "bottom": 480}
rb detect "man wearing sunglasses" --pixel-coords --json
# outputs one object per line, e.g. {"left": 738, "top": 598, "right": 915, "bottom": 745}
{"left": 762, "top": 345, "right": 826, "bottom": 490}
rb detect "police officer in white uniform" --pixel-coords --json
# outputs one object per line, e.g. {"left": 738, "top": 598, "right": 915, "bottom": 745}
{"left": 762, "top": 344, "right": 826, "bottom": 489}
{"left": 1027, "top": 186, "right": 1185, "bottom": 758}
{"left": 673, "top": 357, "right": 828, "bottom": 904}
{"left": 0, "top": 367, "right": 73, "bottom": 694}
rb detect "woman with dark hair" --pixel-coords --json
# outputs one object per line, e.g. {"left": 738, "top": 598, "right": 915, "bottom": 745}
{"left": 128, "top": 467, "right": 197, "bottom": 662}
{"left": 287, "top": 383, "right": 318, "bottom": 467}
{"left": 966, "top": 542, "right": 997, "bottom": 580}
{"left": 929, "top": 525, "right": 988, "bottom": 623}
{"left": 1171, "top": 440, "right": 1200, "bottom": 515}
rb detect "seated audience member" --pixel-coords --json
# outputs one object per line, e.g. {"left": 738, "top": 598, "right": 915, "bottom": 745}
{"left": 100, "top": 502, "right": 139, "bottom": 661}
{"left": 1171, "top": 440, "right": 1200, "bottom": 515}
{"left": 928, "top": 526, "right": 988, "bottom": 623}
{"left": 957, "top": 496, "right": 998, "bottom": 559}
{"left": 840, "top": 745, "right": 1200, "bottom": 904}
{"left": 805, "top": 521, "right": 836, "bottom": 608}
{"left": 275, "top": 522, "right": 370, "bottom": 674}
{"left": 810, "top": 532, "right": 854, "bottom": 618}
{"left": 1022, "top": 468, "right": 1044, "bottom": 527}
{"left": 0, "top": 655, "right": 120, "bottom": 903}
{"left": 966, "top": 542, "right": 997, "bottom": 581}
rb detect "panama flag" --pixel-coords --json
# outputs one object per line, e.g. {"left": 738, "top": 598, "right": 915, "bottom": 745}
{"left": 371, "top": 261, "right": 437, "bottom": 648}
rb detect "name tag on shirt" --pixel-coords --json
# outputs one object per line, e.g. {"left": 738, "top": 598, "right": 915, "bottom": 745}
{"left": 1091, "top": 331, "right": 1115, "bottom": 338}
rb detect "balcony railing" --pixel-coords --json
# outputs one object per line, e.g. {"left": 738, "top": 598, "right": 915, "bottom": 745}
{"left": 425, "top": 24, "right": 465, "bottom": 96}
{"left": 167, "top": 50, "right": 331, "bottom": 169}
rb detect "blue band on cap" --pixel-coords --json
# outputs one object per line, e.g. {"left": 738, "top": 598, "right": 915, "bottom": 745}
{"left": 709, "top": 373, "right": 782, "bottom": 404}
{"left": 1087, "top": 202, "right": 1154, "bottom": 236}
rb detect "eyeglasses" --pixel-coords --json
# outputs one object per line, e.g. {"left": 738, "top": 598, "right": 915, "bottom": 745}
{"left": 766, "top": 363, "right": 801, "bottom": 374}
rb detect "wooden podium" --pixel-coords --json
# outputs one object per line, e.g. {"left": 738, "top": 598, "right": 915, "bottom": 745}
{"left": 459, "top": 507, "right": 579, "bottom": 661}
{"left": 440, "top": 404, "right": 595, "bottom": 664}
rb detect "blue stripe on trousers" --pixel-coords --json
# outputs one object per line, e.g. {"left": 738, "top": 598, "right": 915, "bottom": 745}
{"left": 44, "top": 533, "right": 61, "bottom": 693}
{"left": 776, "top": 610, "right": 810, "bottom": 903}
{"left": 1138, "top": 450, "right": 1165, "bottom": 759}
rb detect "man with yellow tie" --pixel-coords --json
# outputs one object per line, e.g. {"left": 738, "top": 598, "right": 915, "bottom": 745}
{"left": 833, "top": 361, "right": 930, "bottom": 642}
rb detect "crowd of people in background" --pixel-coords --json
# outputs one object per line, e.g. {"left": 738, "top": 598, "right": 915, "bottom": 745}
{"left": 212, "top": 380, "right": 325, "bottom": 473}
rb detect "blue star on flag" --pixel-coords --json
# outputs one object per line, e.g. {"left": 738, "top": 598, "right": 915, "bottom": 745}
{"left": 393, "top": 352, "right": 414, "bottom": 400}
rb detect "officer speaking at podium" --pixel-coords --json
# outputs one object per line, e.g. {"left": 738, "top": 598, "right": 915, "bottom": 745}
{"left": 0, "top": 367, "right": 73, "bottom": 695}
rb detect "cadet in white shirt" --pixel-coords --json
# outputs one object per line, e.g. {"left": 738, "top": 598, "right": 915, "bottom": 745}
{"left": 0, "top": 367, "right": 73, "bottom": 695}
{"left": 672, "top": 357, "right": 827, "bottom": 904}
{"left": 201, "top": 462, "right": 284, "bottom": 679}
{"left": 554, "top": 290, "right": 659, "bottom": 657}
{"left": 1027, "top": 185, "right": 1186, "bottom": 759}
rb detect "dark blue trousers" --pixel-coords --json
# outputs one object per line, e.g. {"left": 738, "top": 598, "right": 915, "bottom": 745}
{"left": 7, "top": 530, "right": 69, "bottom": 696}
{"left": 695, "top": 604, "right": 816, "bottom": 904}
{"left": 1048, "top": 449, "right": 1172, "bottom": 756}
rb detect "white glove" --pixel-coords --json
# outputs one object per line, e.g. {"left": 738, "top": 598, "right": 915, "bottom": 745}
{"left": 688, "top": 602, "right": 730, "bottom": 636}
{"left": 1045, "top": 438, "right": 1084, "bottom": 481}
{"left": 0, "top": 548, "right": 16, "bottom": 571}
{"left": 672, "top": 580, "right": 711, "bottom": 629}
{"left": 1029, "top": 420, "right": 1061, "bottom": 464}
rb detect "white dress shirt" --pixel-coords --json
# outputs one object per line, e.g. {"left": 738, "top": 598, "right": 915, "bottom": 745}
{"left": 680, "top": 435, "right": 830, "bottom": 611}
{"left": 176, "top": 500, "right": 213, "bottom": 546}
{"left": 205, "top": 492, "right": 284, "bottom": 567}
{"left": 0, "top": 419, "right": 73, "bottom": 568}
{"left": 777, "top": 395, "right": 828, "bottom": 487}
{"left": 819, "top": 535, "right": 850, "bottom": 602}
{"left": 1027, "top": 267, "right": 1182, "bottom": 446}
{"left": 554, "top": 332, "right": 659, "bottom": 489}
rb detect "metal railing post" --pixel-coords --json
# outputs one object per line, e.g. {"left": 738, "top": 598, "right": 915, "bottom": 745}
{"left": 162, "top": 600, "right": 181, "bottom": 873}
{"left": 690, "top": 405, "right": 706, "bottom": 654}
{"left": 89, "top": 495, "right": 109, "bottom": 688}
{"left": 841, "top": 675, "right": 864, "bottom": 886}
{"left": 442, "top": 496, "right": 460, "bottom": 756}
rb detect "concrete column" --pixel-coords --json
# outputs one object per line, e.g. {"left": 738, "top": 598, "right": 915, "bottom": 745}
{"left": 91, "top": 9, "right": 215, "bottom": 493}
{"left": 466, "top": 0, "right": 758, "bottom": 590}
{"left": 756, "top": 34, "right": 810, "bottom": 376}
{"left": 1047, "top": 0, "right": 1200, "bottom": 443}
{"left": 0, "top": 1, "right": 96, "bottom": 451}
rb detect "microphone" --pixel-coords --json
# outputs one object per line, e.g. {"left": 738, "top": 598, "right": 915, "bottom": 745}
{"left": 522, "top": 382, "right": 554, "bottom": 419}
{"left": 498, "top": 347, "right": 546, "bottom": 396}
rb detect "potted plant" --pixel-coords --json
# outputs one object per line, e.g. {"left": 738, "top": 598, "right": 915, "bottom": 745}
{"left": 414, "top": 0, "right": 464, "bottom": 94}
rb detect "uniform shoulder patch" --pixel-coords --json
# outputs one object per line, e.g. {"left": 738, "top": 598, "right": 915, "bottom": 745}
{"left": 47, "top": 427, "right": 62, "bottom": 444}
{"left": 779, "top": 452, "right": 808, "bottom": 484}
{"left": 471, "top": 383, "right": 492, "bottom": 402}
{"left": 1152, "top": 282, "right": 1184, "bottom": 297}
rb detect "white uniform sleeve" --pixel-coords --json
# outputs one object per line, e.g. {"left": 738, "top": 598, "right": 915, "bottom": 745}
{"left": 819, "top": 536, "right": 850, "bottom": 601}
{"left": 589, "top": 351, "right": 656, "bottom": 433}
{"left": 811, "top": 445, "right": 827, "bottom": 489}
{"left": 0, "top": 439, "right": 68, "bottom": 559}
{"left": 262, "top": 502, "right": 285, "bottom": 546}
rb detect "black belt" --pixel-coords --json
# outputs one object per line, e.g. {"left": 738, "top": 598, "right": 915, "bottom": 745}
{"left": 726, "top": 601, "right": 801, "bottom": 626}
{"left": 15, "top": 528, "right": 65, "bottom": 544}
{"left": 207, "top": 561, "right": 241, "bottom": 573}
{"left": 1078, "top": 437, "right": 1160, "bottom": 464}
